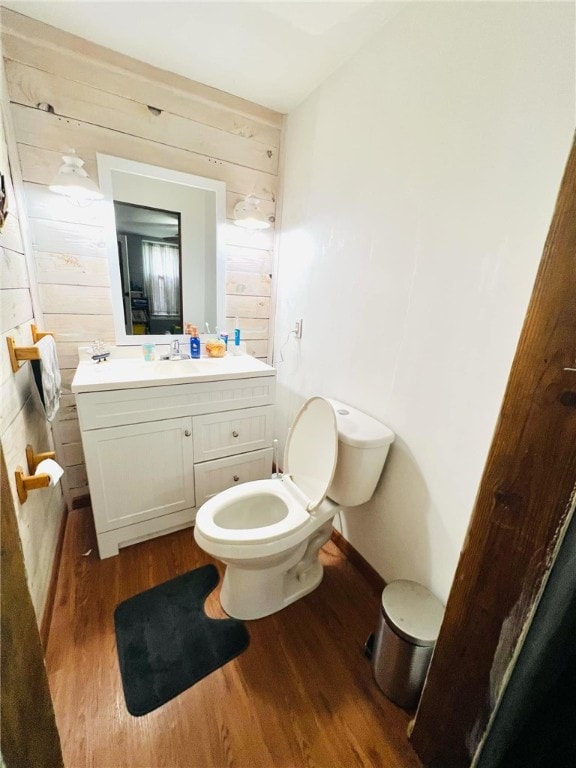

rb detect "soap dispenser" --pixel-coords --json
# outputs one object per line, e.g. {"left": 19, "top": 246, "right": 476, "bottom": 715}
{"left": 189, "top": 326, "right": 201, "bottom": 359}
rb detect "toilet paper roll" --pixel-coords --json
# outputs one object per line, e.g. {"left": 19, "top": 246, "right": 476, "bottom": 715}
{"left": 35, "top": 458, "right": 64, "bottom": 487}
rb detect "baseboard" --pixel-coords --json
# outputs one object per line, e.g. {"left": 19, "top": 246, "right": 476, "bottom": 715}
{"left": 71, "top": 493, "right": 91, "bottom": 510}
{"left": 40, "top": 506, "right": 68, "bottom": 650}
{"left": 330, "top": 529, "right": 385, "bottom": 595}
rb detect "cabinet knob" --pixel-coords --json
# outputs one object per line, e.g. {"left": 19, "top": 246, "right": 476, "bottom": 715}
{"left": 232, "top": 430, "right": 239, "bottom": 438}
{"left": 184, "top": 429, "right": 192, "bottom": 437}
{"left": 233, "top": 475, "right": 240, "bottom": 482}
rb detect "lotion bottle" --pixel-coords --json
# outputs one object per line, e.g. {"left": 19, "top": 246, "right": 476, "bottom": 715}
{"left": 189, "top": 325, "right": 201, "bottom": 359}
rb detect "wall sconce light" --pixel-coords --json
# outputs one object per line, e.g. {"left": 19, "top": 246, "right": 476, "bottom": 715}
{"left": 49, "top": 151, "right": 103, "bottom": 204}
{"left": 233, "top": 194, "right": 270, "bottom": 230}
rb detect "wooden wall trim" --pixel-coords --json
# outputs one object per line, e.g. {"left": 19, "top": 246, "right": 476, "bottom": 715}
{"left": 40, "top": 505, "right": 68, "bottom": 650}
{"left": 331, "top": 529, "right": 386, "bottom": 595}
{"left": 410, "top": 136, "right": 576, "bottom": 766}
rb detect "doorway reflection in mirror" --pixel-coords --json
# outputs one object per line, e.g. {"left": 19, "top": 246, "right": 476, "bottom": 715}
{"left": 114, "top": 201, "right": 182, "bottom": 335}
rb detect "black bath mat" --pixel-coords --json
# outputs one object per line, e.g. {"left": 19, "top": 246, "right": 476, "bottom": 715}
{"left": 114, "top": 563, "right": 249, "bottom": 716}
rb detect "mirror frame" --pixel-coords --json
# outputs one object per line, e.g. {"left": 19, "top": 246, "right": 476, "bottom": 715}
{"left": 97, "top": 153, "right": 226, "bottom": 345}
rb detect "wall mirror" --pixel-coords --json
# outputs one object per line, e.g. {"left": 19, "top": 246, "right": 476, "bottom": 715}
{"left": 97, "top": 154, "right": 226, "bottom": 345}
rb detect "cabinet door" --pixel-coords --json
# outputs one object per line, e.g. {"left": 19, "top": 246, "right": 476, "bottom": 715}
{"left": 193, "top": 405, "right": 273, "bottom": 462}
{"left": 195, "top": 448, "right": 273, "bottom": 506}
{"left": 83, "top": 417, "right": 195, "bottom": 533}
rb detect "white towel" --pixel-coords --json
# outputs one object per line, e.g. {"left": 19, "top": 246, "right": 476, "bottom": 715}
{"left": 35, "top": 335, "right": 62, "bottom": 422}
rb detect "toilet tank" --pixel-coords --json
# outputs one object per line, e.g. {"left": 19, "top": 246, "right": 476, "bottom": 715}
{"left": 326, "top": 399, "right": 395, "bottom": 507}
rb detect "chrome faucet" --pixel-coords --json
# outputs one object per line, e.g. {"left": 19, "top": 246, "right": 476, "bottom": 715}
{"left": 165, "top": 338, "right": 190, "bottom": 360}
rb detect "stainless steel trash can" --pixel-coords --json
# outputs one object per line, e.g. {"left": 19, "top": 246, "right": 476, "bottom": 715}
{"left": 372, "top": 580, "right": 444, "bottom": 709}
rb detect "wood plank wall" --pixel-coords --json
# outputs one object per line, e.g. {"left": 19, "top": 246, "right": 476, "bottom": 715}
{"left": 1, "top": 8, "right": 284, "bottom": 505}
{"left": 0, "top": 50, "right": 66, "bottom": 623}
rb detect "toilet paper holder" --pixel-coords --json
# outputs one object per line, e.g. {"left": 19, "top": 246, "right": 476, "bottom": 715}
{"left": 26, "top": 444, "right": 55, "bottom": 474}
{"left": 14, "top": 444, "right": 57, "bottom": 503}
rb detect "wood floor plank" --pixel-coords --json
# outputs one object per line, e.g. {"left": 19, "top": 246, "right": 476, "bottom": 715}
{"left": 46, "top": 508, "right": 422, "bottom": 768}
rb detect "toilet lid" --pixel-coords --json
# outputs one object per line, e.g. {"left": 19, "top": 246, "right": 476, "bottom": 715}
{"left": 284, "top": 396, "right": 338, "bottom": 512}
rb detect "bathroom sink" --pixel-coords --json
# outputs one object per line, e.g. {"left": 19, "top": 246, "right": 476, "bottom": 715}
{"left": 71, "top": 353, "right": 276, "bottom": 393}
{"left": 159, "top": 353, "right": 191, "bottom": 360}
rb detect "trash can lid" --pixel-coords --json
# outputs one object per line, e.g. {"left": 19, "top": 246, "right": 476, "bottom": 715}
{"left": 381, "top": 580, "right": 444, "bottom": 647}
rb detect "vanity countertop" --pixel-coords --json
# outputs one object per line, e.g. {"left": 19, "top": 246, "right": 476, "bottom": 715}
{"left": 71, "top": 353, "right": 276, "bottom": 394}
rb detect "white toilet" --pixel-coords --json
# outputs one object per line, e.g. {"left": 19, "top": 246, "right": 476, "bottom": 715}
{"left": 194, "top": 396, "right": 394, "bottom": 619}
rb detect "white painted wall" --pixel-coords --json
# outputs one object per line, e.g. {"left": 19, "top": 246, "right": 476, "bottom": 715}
{"left": 274, "top": 2, "right": 575, "bottom": 602}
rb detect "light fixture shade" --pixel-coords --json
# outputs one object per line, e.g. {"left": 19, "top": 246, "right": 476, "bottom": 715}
{"left": 233, "top": 194, "right": 270, "bottom": 230}
{"left": 49, "top": 152, "right": 103, "bottom": 202}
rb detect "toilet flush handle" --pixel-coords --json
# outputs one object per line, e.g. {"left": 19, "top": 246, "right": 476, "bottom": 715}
{"left": 232, "top": 430, "right": 239, "bottom": 438}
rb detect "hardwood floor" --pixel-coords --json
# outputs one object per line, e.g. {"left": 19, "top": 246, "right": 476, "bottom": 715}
{"left": 46, "top": 508, "right": 422, "bottom": 768}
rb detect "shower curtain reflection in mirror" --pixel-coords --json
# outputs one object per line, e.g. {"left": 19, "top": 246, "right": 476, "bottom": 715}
{"left": 143, "top": 241, "right": 181, "bottom": 317}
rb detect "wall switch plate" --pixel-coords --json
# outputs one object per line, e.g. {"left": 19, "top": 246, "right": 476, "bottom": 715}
{"left": 294, "top": 319, "right": 303, "bottom": 338}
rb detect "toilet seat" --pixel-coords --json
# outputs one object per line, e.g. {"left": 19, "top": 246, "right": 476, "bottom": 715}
{"left": 195, "top": 479, "right": 310, "bottom": 545}
{"left": 194, "top": 397, "right": 339, "bottom": 550}
{"left": 283, "top": 396, "right": 338, "bottom": 512}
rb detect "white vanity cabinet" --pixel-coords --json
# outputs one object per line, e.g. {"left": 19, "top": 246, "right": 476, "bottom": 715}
{"left": 72, "top": 356, "right": 276, "bottom": 558}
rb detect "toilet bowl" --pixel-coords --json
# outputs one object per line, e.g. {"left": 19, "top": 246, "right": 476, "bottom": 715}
{"left": 194, "top": 396, "right": 394, "bottom": 619}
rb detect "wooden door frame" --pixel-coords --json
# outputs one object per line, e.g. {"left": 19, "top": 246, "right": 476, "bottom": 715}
{"left": 410, "top": 134, "right": 576, "bottom": 767}
{"left": 0, "top": 447, "right": 64, "bottom": 767}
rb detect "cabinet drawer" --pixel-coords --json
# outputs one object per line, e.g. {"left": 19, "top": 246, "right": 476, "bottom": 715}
{"left": 77, "top": 376, "right": 276, "bottom": 430}
{"left": 193, "top": 406, "right": 273, "bottom": 462}
{"left": 194, "top": 448, "right": 273, "bottom": 506}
